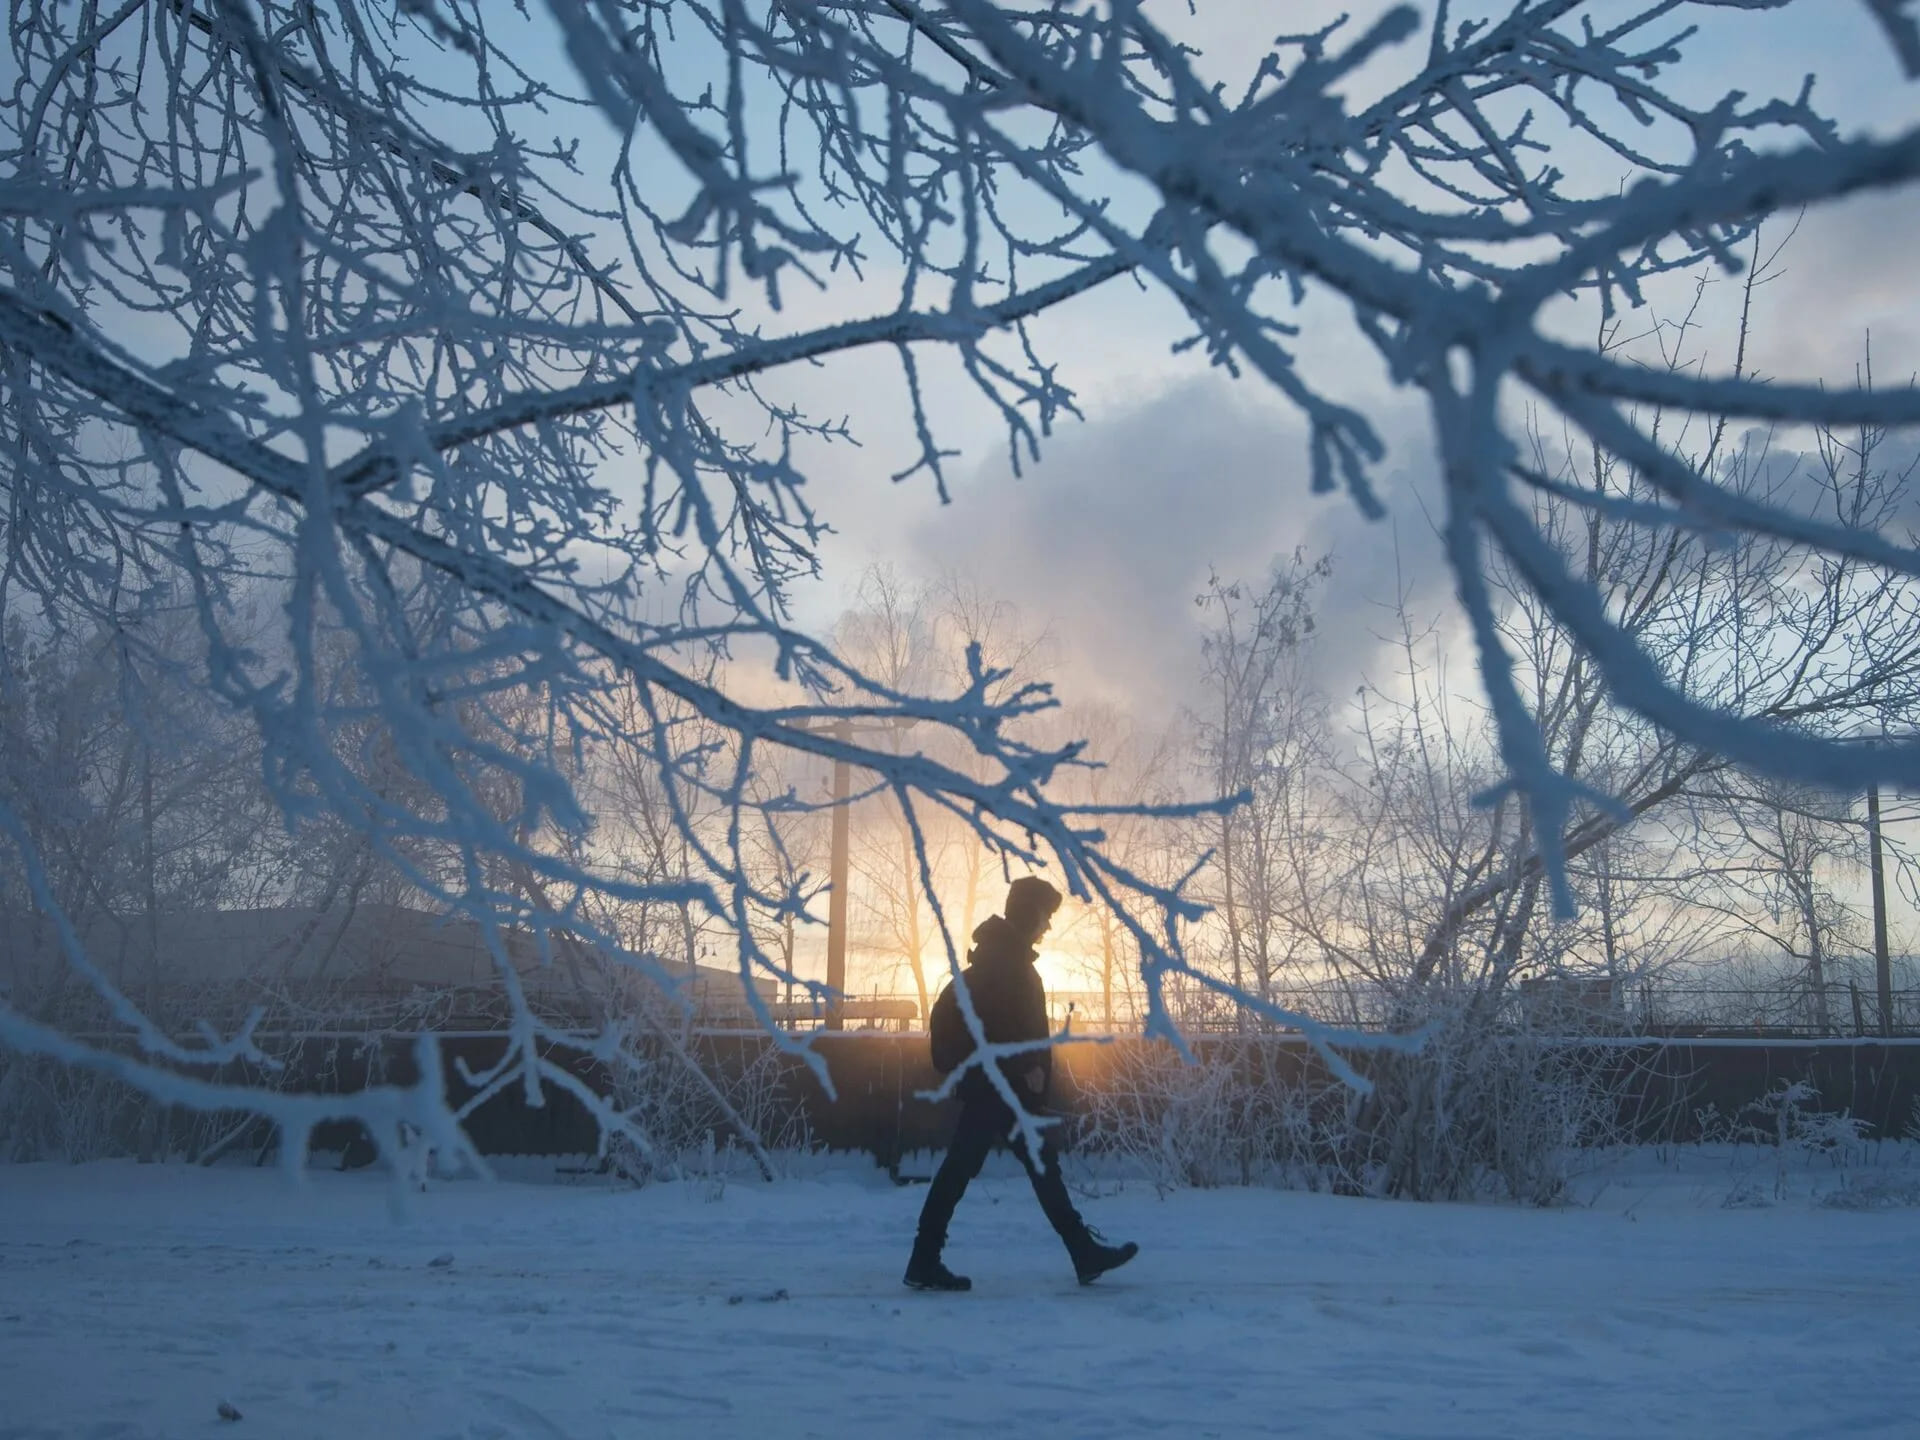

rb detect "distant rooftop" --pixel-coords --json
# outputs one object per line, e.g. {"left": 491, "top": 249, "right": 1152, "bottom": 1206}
{"left": 0, "top": 903, "right": 772, "bottom": 1026}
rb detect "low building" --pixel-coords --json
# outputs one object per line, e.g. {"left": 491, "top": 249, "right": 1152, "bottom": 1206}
{"left": 0, "top": 902, "right": 774, "bottom": 1038}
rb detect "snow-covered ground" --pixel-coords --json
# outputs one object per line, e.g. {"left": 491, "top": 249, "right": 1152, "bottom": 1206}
{"left": 3, "top": 1150, "right": 1918, "bottom": 1439}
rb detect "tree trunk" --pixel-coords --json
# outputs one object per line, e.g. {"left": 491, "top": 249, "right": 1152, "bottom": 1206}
{"left": 1219, "top": 809, "right": 1245, "bottom": 1027}
{"left": 1804, "top": 887, "right": 1832, "bottom": 1036}
{"left": 1869, "top": 783, "right": 1893, "bottom": 1036}
{"left": 961, "top": 845, "right": 981, "bottom": 947}
{"left": 138, "top": 741, "right": 162, "bottom": 1165}
{"left": 899, "top": 823, "right": 930, "bottom": 1027}
{"left": 1100, "top": 909, "right": 1114, "bottom": 1029}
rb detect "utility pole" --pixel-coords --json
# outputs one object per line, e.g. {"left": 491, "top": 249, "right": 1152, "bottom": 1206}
{"left": 798, "top": 715, "right": 918, "bottom": 1033}
{"left": 1868, "top": 781, "right": 1893, "bottom": 1037}
{"left": 824, "top": 720, "right": 851, "bottom": 1032}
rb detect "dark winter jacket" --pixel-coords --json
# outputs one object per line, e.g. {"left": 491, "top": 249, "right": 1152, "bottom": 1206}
{"left": 940, "top": 914, "right": 1052, "bottom": 1104}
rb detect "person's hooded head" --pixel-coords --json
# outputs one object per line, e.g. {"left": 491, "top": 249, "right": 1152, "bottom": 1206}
{"left": 1004, "top": 875, "right": 1063, "bottom": 945}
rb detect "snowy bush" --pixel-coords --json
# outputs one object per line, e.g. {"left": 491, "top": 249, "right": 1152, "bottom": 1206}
{"left": 1068, "top": 1039, "right": 1351, "bottom": 1194}
{"left": 1697, "top": 1078, "right": 1872, "bottom": 1201}
{"left": 591, "top": 1027, "right": 814, "bottom": 1186}
{"left": 1816, "top": 1172, "right": 1920, "bottom": 1211}
{"left": 1067, "top": 1025, "right": 1642, "bottom": 1204}
{"left": 0, "top": 1053, "right": 142, "bottom": 1163}
{"left": 1736, "top": 1080, "right": 1870, "bottom": 1160}
{"left": 1336, "top": 1016, "right": 1651, "bottom": 1205}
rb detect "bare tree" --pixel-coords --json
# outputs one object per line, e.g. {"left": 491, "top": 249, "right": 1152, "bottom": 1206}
{"left": 835, "top": 568, "right": 945, "bottom": 1023}
{"left": 1190, "top": 275, "right": 1920, "bottom": 1192}
{"left": 1048, "top": 701, "right": 1183, "bottom": 1031}
{"left": 1702, "top": 781, "right": 1867, "bottom": 1035}
{"left": 1193, "top": 554, "right": 1329, "bottom": 1022}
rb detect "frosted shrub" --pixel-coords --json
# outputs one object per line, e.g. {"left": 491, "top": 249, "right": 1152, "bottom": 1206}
{"left": 1067, "top": 1022, "right": 1634, "bottom": 1204}
{"left": 1700, "top": 1079, "right": 1873, "bottom": 1201}
{"left": 1737, "top": 1080, "right": 1869, "bottom": 1161}
{"left": 1817, "top": 1174, "right": 1920, "bottom": 1211}
{"left": 0, "top": 1054, "right": 138, "bottom": 1163}
{"left": 1340, "top": 1011, "right": 1644, "bottom": 1205}
{"left": 592, "top": 1026, "right": 809, "bottom": 1185}
{"left": 1069, "top": 1040, "right": 1350, "bottom": 1194}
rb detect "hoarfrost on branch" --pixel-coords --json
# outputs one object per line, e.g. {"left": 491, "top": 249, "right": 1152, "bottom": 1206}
{"left": 1, "top": 0, "right": 1915, "bottom": 1157}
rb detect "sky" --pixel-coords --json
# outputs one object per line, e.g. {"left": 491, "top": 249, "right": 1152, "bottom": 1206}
{"left": 31, "top": 0, "right": 1910, "bottom": 730}
{"left": 67, "top": 0, "right": 1914, "bottom": 730}
{"left": 20, "top": 0, "right": 1920, "bottom": 987}
{"left": 751, "top": 1, "right": 1920, "bottom": 729}
{"left": 735, "top": 0, "right": 1920, "bottom": 983}
{"left": 602, "top": 0, "right": 1919, "bottom": 987}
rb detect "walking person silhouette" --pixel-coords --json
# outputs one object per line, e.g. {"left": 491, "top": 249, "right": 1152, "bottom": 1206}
{"left": 905, "top": 876, "right": 1138, "bottom": 1291}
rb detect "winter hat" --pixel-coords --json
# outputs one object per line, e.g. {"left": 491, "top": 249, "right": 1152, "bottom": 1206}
{"left": 1005, "top": 875, "right": 1063, "bottom": 930}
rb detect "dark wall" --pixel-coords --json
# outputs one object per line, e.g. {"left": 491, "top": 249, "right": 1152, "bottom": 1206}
{"left": 1625, "top": 1040, "right": 1920, "bottom": 1143}
{"left": 292, "top": 1033, "right": 1920, "bottom": 1163}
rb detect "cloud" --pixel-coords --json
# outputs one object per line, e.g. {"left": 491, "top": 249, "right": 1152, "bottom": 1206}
{"left": 1749, "top": 187, "right": 1920, "bottom": 387}
{"left": 899, "top": 373, "right": 1452, "bottom": 723}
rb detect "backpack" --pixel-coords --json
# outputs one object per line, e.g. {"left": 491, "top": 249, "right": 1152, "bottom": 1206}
{"left": 928, "top": 970, "right": 977, "bottom": 1075}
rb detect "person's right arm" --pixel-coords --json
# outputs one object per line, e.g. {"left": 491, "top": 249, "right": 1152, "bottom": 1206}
{"left": 1019, "top": 968, "right": 1052, "bottom": 1095}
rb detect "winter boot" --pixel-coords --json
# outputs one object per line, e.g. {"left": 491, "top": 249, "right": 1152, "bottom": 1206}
{"left": 1070, "top": 1227, "right": 1138, "bottom": 1285}
{"left": 904, "top": 1241, "right": 972, "bottom": 1292}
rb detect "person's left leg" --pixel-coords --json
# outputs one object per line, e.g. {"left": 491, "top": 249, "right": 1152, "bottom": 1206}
{"left": 905, "top": 1097, "right": 999, "bottom": 1290}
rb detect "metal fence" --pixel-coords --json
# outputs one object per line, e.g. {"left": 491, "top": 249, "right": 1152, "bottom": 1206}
{"left": 772, "top": 981, "right": 1920, "bottom": 1040}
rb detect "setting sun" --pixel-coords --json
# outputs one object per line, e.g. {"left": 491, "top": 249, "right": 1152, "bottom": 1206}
{"left": 1032, "top": 947, "right": 1105, "bottom": 1009}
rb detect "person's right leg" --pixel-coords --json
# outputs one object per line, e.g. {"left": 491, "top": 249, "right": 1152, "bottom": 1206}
{"left": 1012, "top": 1121, "right": 1089, "bottom": 1243}
{"left": 1014, "top": 1119, "right": 1140, "bottom": 1285}
{"left": 906, "top": 1097, "right": 1000, "bottom": 1290}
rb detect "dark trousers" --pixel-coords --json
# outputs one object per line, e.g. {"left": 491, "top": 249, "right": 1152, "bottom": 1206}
{"left": 914, "top": 1091, "right": 1087, "bottom": 1254}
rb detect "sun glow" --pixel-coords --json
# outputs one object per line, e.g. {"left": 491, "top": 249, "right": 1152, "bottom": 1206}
{"left": 1032, "top": 947, "right": 1090, "bottom": 997}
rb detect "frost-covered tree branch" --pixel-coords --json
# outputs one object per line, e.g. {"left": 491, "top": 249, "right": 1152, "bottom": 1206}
{"left": 2, "top": 1, "right": 1915, "bottom": 1156}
